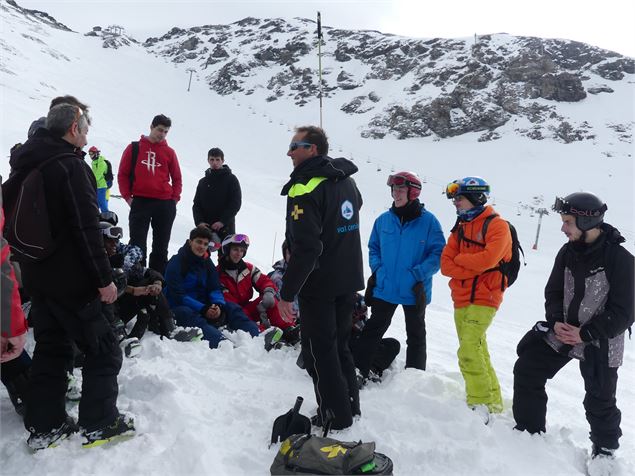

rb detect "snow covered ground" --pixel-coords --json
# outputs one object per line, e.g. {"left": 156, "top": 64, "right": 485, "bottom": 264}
{"left": 0, "top": 4, "right": 633, "bottom": 475}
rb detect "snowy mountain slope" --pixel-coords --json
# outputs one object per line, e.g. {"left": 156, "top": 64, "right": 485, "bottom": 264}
{"left": 0, "top": 2, "right": 634, "bottom": 475}
{"left": 141, "top": 16, "right": 634, "bottom": 143}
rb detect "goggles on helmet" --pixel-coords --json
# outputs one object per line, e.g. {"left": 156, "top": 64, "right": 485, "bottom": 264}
{"left": 445, "top": 180, "right": 490, "bottom": 199}
{"left": 102, "top": 226, "right": 123, "bottom": 240}
{"left": 232, "top": 234, "right": 250, "bottom": 247}
{"left": 553, "top": 197, "right": 607, "bottom": 217}
{"left": 387, "top": 174, "right": 421, "bottom": 190}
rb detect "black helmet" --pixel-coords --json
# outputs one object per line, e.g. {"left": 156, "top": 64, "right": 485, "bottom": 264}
{"left": 99, "top": 211, "right": 119, "bottom": 226}
{"left": 553, "top": 192, "right": 607, "bottom": 231}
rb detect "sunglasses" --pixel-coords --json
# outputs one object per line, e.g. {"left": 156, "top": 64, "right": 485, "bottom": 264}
{"left": 102, "top": 226, "right": 123, "bottom": 240}
{"left": 387, "top": 174, "right": 421, "bottom": 189}
{"left": 288, "top": 141, "right": 313, "bottom": 152}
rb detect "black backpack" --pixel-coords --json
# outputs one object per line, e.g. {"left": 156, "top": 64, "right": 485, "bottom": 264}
{"left": 455, "top": 214, "right": 525, "bottom": 302}
{"left": 2, "top": 153, "right": 75, "bottom": 262}
{"left": 103, "top": 159, "right": 114, "bottom": 183}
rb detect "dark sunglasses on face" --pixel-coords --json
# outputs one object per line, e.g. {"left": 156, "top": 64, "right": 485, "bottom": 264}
{"left": 288, "top": 141, "right": 313, "bottom": 152}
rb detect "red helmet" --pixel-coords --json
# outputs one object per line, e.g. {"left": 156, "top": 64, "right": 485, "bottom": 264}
{"left": 387, "top": 171, "right": 422, "bottom": 201}
{"left": 88, "top": 146, "right": 99, "bottom": 154}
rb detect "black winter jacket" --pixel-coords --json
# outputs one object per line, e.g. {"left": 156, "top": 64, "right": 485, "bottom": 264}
{"left": 192, "top": 165, "right": 241, "bottom": 234}
{"left": 280, "top": 155, "right": 364, "bottom": 300}
{"left": 543, "top": 223, "right": 634, "bottom": 366}
{"left": 8, "top": 129, "right": 112, "bottom": 309}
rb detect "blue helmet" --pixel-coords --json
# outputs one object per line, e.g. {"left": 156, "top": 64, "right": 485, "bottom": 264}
{"left": 445, "top": 176, "right": 490, "bottom": 206}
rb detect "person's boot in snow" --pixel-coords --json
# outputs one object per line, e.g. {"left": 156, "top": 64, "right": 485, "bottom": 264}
{"left": 120, "top": 337, "right": 142, "bottom": 358}
{"left": 27, "top": 415, "right": 79, "bottom": 451}
{"left": 586, "top": 445, "right": 617, "bottom": 476}
{"left": 170, "top": 326, "right": 203, "bottom": 342}
{"left": 263, "top": 327, "right": 283, "bottom": 351}
{"left": 5, "top": 371, "right": 28, "bottom": 417}
{"left": 281, "top": 325, "right": 301, "bottom": 346}
{"left": 82, "top": 413, "right": 136, "bottom": 448}
{"left": 65, "top": 372, "right": 81, "bottom": 402}
{"left": 469, "top": 404, "right": 490, "bottom": 425}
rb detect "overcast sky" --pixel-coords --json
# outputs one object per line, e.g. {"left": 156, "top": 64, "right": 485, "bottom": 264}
{"left": 16, "top": 0, "right": 635, "bottom": 56}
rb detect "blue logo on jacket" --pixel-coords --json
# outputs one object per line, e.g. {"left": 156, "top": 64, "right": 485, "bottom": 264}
{"left": 341, "top": 200, "right": 354, "bottom": 220}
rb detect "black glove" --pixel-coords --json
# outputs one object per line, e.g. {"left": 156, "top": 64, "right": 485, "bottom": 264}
{"left": 532, "top": 321, "right": 552, "bottom": 333}
{"left": 364, "top": 273, "right": 376, "bottom": 307}
{"left": 413, "top": 281, "right": 427, "bottom": 317}
{"left": 77, "top": 297, "right": 117, "bottom": 355}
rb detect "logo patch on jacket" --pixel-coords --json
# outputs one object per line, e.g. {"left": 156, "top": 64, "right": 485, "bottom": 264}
{"left": 341, "top": 200, "right": 354, "bottom": 220}
{"left": 291, "top": 204, "right": 304, "bottom": 220}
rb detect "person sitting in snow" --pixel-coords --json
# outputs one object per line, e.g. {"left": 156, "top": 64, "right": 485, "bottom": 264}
{"left": 218, "top": 234, "right": 300, "bottom": 346}
{"left": 99, "top": 214, "right": 202, "bottom": 347}
{"left": 164, "top": 226, "right": 276, "bottom": 350}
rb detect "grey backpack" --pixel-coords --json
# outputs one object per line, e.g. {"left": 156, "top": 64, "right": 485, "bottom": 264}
{"left": 270, "top": 433, "right": 393, "bottom": 475}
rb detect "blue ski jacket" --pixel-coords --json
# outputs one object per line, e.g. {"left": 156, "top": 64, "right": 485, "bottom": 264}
{"left": 369, "top": 205, "right": 445, "bottom": 305}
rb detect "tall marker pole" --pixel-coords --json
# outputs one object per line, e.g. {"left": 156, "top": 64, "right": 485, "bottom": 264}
{"left": 317, "top": 11, "right": 323, "bottom": 128}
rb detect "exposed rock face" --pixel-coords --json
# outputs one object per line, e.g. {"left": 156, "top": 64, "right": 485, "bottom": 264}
{"left": 143, "top": 17, "right": 634, "bottom": 142}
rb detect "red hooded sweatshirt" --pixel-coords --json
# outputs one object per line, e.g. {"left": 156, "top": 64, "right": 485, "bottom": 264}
{"left": 117, "top": 135, "right": 182, "bottom": 202}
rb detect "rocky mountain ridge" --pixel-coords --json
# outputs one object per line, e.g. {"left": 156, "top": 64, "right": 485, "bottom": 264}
{"left": 141, "top": 17, "right": 634, "bottom": 143}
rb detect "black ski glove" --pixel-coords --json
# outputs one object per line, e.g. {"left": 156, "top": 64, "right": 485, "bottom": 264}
{"left": 413, "top": 281, "right": 427, "bottom": 317}
{"left": 364, "top": 273, "right": 376, "bottom": 307}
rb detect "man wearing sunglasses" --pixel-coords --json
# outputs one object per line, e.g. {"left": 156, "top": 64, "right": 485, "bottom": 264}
{"left": 279, "top": 126, "right": 364, "bottom": 431}
{"left": 8, "top": 103, "right": 131, "bottom": 450}
{"left": 513, "top": 192, "right": 633, "bottom": 470}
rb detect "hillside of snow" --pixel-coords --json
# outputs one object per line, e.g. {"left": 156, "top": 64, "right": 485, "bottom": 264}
{"left": 0, "top": 1, "right": 633, "bottom": 475}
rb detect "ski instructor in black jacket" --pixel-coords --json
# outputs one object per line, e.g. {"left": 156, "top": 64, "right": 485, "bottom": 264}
{"left": 278, "top": 126, "right": 364, "bottom": 431}
{"left": 513, "top": 192, "right": 633, "bottom": 468}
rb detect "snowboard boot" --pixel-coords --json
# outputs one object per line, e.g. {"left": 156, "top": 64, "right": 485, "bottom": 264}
{"left": 27, "top": 416, "right": 79, "bottom": 451}
{"left": 469, "top": 404, "right": 490, "bottom": 425}
{"left": 170, "top": 326, "right": 203, "bottom": 342}
{"left": 587, "top": 445, "right": 616, "bottom": 476}
{"left": 120, "top": 337, "right": 142, "bottom": 358}
{"left": 82, "top": 413, "right": 136, "bottom": 448}
{"left": 263, "top": 327, "right": 283, "bottom": 351}
{"left": 281, "top": 325, "right": 301, "bottom": 346}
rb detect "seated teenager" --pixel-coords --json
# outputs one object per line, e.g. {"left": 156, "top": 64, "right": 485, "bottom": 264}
{"left": 163, "top": 227, "right": 268, "bottom": 349}
{"left": 100, "top": 221, "right": 201, "bottom": 344}
{"left": 218, "top": 234, "right": 300, "bottom": 345}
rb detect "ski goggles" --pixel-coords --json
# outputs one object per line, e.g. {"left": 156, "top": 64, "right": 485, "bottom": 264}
{"left": 444, "top": 181, "right": 489, "bottom": 199}
{"left": 386, "top": 174, "right": 421, "bottom": 189}
{"left": 231, "top": 234, "right": 250, "bottom": 247}
{"left": 288, "top": 141, "right": 313, "bottom": 152}
{"left": 102, "top": 226, "right": 123, "bottom": 240}
{"left": 553, "top": 197, "right": 607, "bottom": 216}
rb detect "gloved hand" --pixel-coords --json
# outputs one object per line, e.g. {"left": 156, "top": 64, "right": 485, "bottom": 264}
{"left": 532, "top": 321, "right": 552, "bottom": 333}
{"left": 413, "top": 281, "right": 427, "bottom": 317}
{"left": 364, "top": 273, "right": 376, "bottom": 307}
{"left": 257, "top": 302, "right": 272, "bottom": 328}
{"left": 261, "top": 288, "right": 276, "bottom": 309}
{"left": 77, "top": 298, "right": 117, "bottom": 355}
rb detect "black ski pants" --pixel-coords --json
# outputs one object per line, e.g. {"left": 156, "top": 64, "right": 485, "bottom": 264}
{"left": 353, "top": 297, "right": 426, "bottom": 376}
{"left": 350, "top": 336, "right": 400, "bottom": 376}
{"left": 129, "top": 197, "right": 177, "bottom": 275}
{"left": 25, "top": 296, "right": 122, "bottom": 433}
{"left": 298, "top": 293, "right": 359, "bottom": 431}
{"left": 513, "top": 329, "right": 622, "bottom": 449}
{"left": 116, "top": 292, "right": 175, "bottom": 339}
